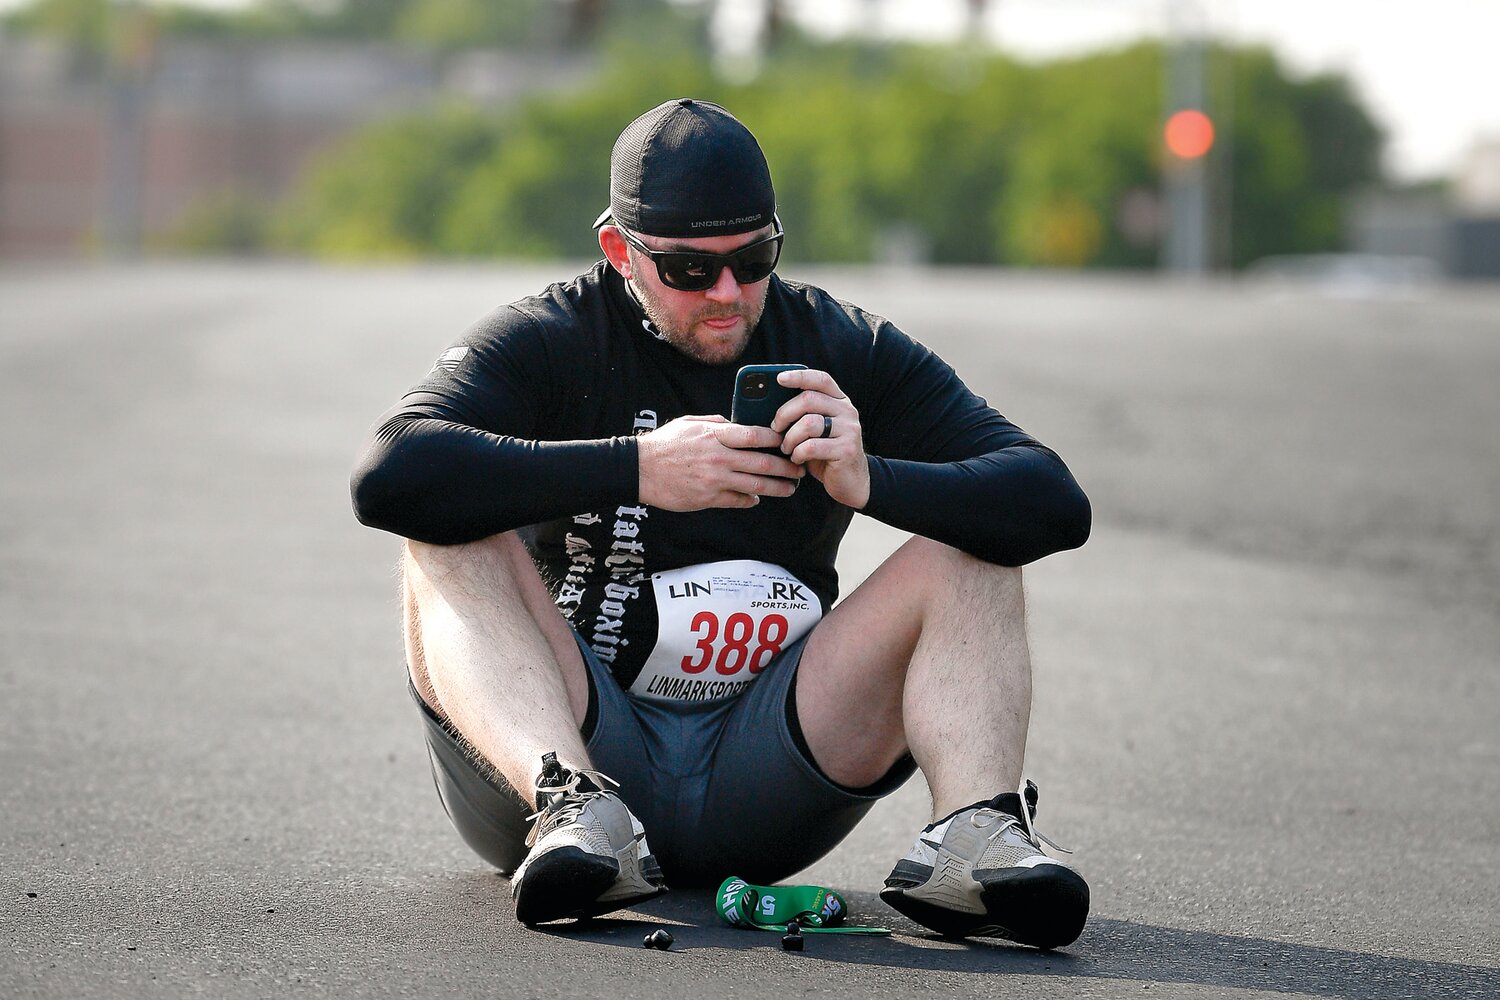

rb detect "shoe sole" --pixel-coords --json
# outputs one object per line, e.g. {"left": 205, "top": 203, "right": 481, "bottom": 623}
{"left": 514, "top": 846, "right": 666, "bottom": 925}
{"left": 514, "top": 847, "right": 619, "bottom": 925}
{"left": 881, "top": 865, "right": 1090, "bottom": 949}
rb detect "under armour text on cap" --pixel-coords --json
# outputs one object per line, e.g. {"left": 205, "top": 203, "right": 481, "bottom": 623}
{"left": 594, "top": 98, "right": 775, "bottom": 238}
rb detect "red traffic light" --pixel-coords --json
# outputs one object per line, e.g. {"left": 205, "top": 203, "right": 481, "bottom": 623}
{"left": 1164, "top": 109, "right": 1215, "bottom": 159}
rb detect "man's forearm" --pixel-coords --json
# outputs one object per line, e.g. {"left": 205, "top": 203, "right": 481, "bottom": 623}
{"left": 351, "top": 415, "right": 638, "bottom": 544}
{"left": 862, "top": 446, "right": 1091, "bottom": 566}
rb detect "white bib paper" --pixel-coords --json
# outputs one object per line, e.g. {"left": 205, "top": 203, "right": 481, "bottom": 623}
{"left": 630, "top": 560, "right": 823, "bottom": 704}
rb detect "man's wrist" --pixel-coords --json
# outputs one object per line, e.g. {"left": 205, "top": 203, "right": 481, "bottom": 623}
{"left": 847, "top": 458, "right": 872, "bottom": 510}
{"left": 633, "top": 433, "right": 655, "bottom": 506}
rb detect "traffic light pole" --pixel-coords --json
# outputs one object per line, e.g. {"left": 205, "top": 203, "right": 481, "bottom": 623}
{"left": 1163, "top": 5, "right": 1211, "bottom": 275}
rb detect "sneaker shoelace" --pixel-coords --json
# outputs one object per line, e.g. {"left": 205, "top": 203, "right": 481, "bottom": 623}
{"left": 523, "top": 765, "right": 622, "bottom": 847}
{"left": 1018, "top": 810, "right": 1072, "bottom": 855}
{"left": 970, "top": 789, "right": 1072, "bottom": 856}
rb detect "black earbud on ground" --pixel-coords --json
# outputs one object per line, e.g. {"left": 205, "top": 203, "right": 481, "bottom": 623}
{"left": 781, "top": 919, "right": 803, "bottom": 951}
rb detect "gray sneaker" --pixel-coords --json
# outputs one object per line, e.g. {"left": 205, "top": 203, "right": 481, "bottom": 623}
{"left": 880, "top": 781, "right": 1088, "bottom": 948}
{"left": 511, "top": 752, "right": 667, "bottom": 925}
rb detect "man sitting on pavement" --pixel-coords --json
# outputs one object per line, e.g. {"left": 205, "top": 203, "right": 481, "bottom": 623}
{"left": 351, "top": 98, "right": 1092, "bottom": 948}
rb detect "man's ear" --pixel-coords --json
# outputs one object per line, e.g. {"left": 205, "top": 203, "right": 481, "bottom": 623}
{"left": 598, "top": 226, "right": 632, "bottom": 279}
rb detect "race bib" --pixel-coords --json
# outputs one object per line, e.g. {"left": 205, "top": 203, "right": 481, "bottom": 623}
{"left": 630, "top": 560, "right": 823, "bottom": 704}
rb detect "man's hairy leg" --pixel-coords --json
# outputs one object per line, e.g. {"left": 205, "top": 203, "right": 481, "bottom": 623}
{"left": 795, "top": 536, "right": 1030, "bottom": 820}
{"left": 403, "top": 532, "right": 592, "bottom": 806}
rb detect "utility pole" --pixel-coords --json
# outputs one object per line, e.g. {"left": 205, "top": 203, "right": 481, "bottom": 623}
{"left": 964, "top": 0, "right": 989, "bottom": 37}
{"left": 101, "top": 1, "right": 155, "bottom": 258}
{"left": 565, "top": 0, "right": 606, "bottom": 46}
{"left": 1162, "top": 0, "right": 1213, "bottom": 275}
{"left": 764, "top": 0, "right": 784, "bottom": 47}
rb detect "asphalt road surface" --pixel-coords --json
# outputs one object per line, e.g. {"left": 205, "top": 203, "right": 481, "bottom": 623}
{"left": 2, "top": 263, "right": 1497, "bottom": 999}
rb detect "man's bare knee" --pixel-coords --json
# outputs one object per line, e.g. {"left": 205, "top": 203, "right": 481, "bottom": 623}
{"left": 404, "top": 533, "right": 530, "bottom": 600}
{"left": 970, "top": 555, "right": 1024, "bottom": 604}
{"left": 894, "top": 536, "right": 1024, "bottom": 614}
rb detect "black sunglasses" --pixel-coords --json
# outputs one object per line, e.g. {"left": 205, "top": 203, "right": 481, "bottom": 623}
{"left": 617, "top": 218, "right": 784, "bottom": 292}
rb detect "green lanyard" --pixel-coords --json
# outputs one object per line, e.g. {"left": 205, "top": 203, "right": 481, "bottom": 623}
{"left": 716, "top": 877, "right": 891, "bottom": 935}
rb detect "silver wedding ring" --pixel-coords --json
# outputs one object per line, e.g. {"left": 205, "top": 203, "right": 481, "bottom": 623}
{"left": 820, "top": 415, "right": 833, "bottom": 439}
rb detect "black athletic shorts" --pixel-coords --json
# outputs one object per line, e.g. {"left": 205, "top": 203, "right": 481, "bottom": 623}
{"left": 412, "top": 630, "right": 917, "bottom": 887}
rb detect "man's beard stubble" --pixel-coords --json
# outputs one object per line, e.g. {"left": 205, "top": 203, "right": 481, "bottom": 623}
{"left": 629, "top": 267, "right": 767, "bottom": 367}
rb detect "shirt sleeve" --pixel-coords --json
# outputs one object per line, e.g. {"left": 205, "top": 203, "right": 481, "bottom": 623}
{"left": 853, "top": 319, "right": 1091, "bottom": 566}
{"left": 350, "top": 310, "right": 639, "bottom": 545}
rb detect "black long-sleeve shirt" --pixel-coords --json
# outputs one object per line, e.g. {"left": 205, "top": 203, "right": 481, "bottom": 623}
{"left": 352, "top": 262, "right": 1089, "bottom": 690}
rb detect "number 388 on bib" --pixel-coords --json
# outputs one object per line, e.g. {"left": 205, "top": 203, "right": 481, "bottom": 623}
{"left": 681, "top": 610, "right": 790, "bottom": 675}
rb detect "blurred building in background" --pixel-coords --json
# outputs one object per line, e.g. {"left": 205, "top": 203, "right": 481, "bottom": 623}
{"left": 1449, "top": 139, "right": 1500, "bottom": 280}
{"left": 0, "top": 31, "right": 589, "bottom": 257}
{"left": 1347, "top": 139, "right": 1500, "bottom": 281}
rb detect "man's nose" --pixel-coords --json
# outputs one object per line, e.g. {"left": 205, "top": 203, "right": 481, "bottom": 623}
{"left": 704, "top": 262, "right": 742, "bottom": 303}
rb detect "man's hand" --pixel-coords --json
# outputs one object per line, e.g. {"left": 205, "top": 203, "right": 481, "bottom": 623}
{"left": 637, "top": 415, "right": 805, "bottom": 511}
{"left": 772, "top": 369, "right": 870, "bottom": 509}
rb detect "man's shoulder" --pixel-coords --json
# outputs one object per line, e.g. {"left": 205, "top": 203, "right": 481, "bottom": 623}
{"left": 468, "top": 262, "right": 614, "bottom": 345}
{"left": 770, "top": 275, "right": 889, "bottom": 338}
{"left": 768, "top": 276, "right": 924, "bottom": 367}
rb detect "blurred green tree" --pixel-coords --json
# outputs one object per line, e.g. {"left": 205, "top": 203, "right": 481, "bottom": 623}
{"left": 2, "top": 0, "right": 681, "bottom": 48}
{"left": 438, "top": 51, "right": 718, "bottom": 258}
{"left": 391, "top": 0, "right": 545, "bottom": 50}
{"left": 3, "top": 0, "right": 111, "bottom": 51}
{"left": 10, "top": 0, "right": 1377, "bottom": 268}
{"left": 264, "top": 33, "right": 1383, "bottom": 268}
{"left": 1226, "top": 47, "right": 1384, "bottom": 266}
{"left": 271, "top": 36, "right": 1381, "bottom": 267}
{"left": 275, "top": 106, "right": 502, "bottom": 258}
{"left": 995, "top": 45, "right": 1163, "bottom": 268}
